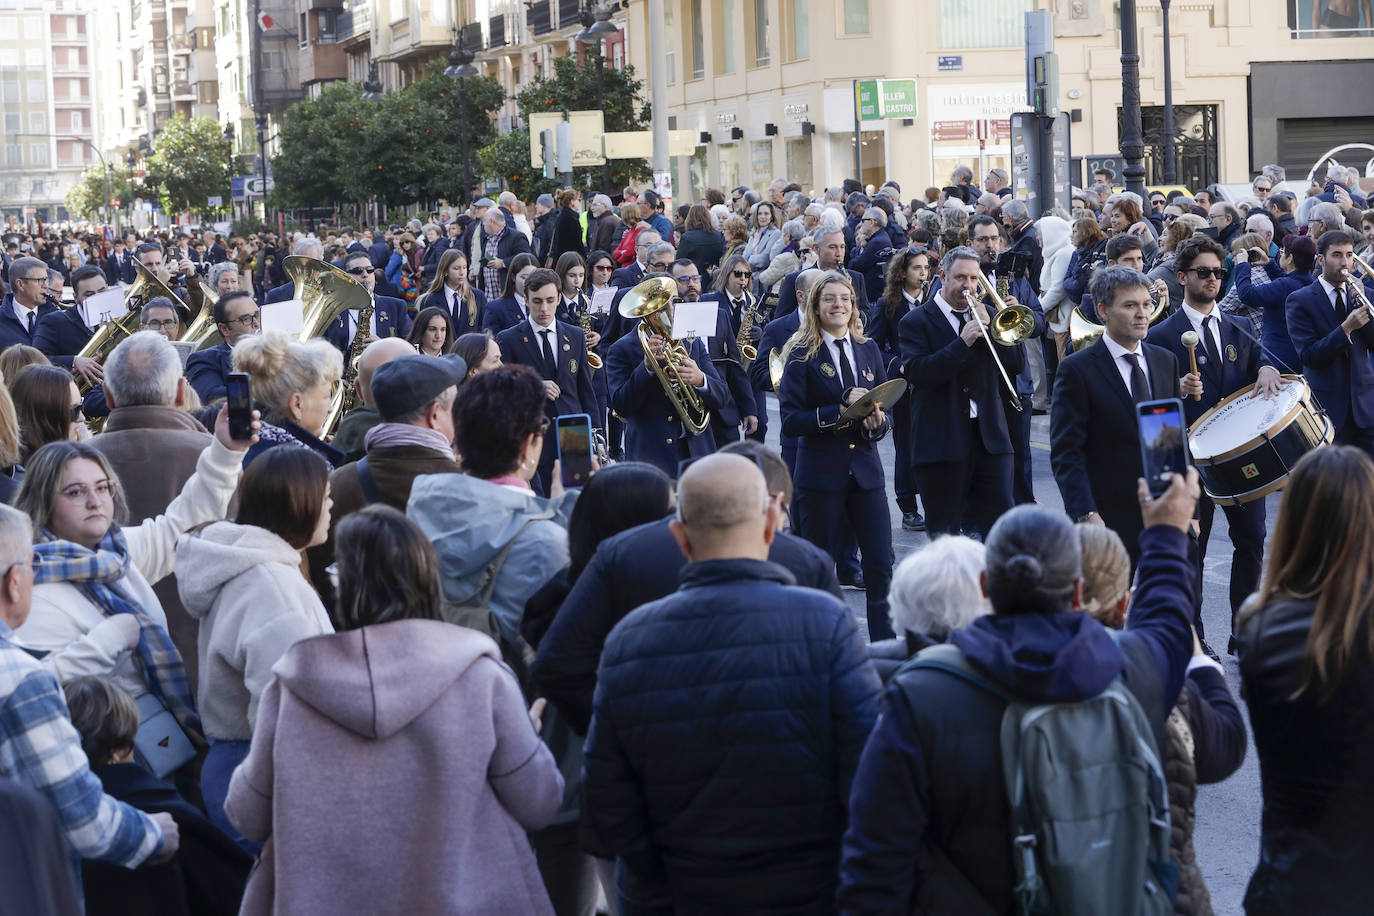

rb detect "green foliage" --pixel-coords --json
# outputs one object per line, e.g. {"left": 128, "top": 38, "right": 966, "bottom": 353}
{"left": 64, "top": 164, "right": 138, "bottom": 221}
{"left": 477, "top": 49, "right": 652, "bottom": 200}
{"left": 143, "top": 115, "right": 234, "bottom": 216}
{"left": 272, "top": 61, "right": 503, "bottom": 209}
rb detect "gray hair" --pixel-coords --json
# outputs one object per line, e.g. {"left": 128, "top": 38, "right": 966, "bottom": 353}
{"left": 888, "top": 536, "right": 990, "bottom": 638}
{"left": 291, "top": 236, "right": 324, "bottom": 259}
{"left": 1091, "top": 182, "right": 1113, "bottom": 198}
{"left": 780, "top": 219, "right": 807, "bottom": 243}
{"left": 818, "top": 208, "right": 845, "bottom": 230}
{"left": 635, "top": 230, "right": 661, "bottom": 252}
{"left": 1311, "top": 201, "right": 1345, "bottom": 228}
{"left": 940, "top": 245, "right": 980, "bottom": 276}
{"left": 1090, "top": 264, "right": 1152, "bottom": 312}
{"left": 1261, "top": 163, "right": 1286, "bottom": 183}
{"left": 1003, "top": 199, "right": 1029, "bottom": 223}
{"left": 812, "top": 226, "right": 843, "bottom": 245}
{"left": 987, "top": 167, "right": 1009, "bottom": 186}
{"left": 591, "top": 193, "right": 612, "bottom": 210}
{"left": 206, "top": 261, "right": 239, "bottom": 292}
{"left": 709, "top": 204, "right": 731, "bottom": 228}
{"left": 795, "top": 267, "right": 825, "bottom": 301}
{"left": 976, "top": 192, "right": 1000, "bottom": 211}
{"left": 483, "top": 209, "right": 506, "bottom": 229}
{"left": 646, "top": 241, "right": 676, "bottom": 263}
{"left": 102, "top": 331, "right": 182, "bottom": 408}
{"left": 952, "top": 165, "right": 974, "bottom": 183}
{"left": 985, "top": 505, "right": 1082, "bottom": 615}
{"left": 915, "top": 210, "right": 941, "bottom": 234}
{"left": 863, "top": 207, "right": 887, "bottom": 229}
{"left": 231, "top": 332, "right": 343, "bottom": 416}
{"left": 0, "top": 503, "right": 32, "bottom": 570}
{"left": 7, "top": 256, "right": 45, "bottom": 282}
{"left": 1326, "top": 162, "right": 1346, "bottom": 184}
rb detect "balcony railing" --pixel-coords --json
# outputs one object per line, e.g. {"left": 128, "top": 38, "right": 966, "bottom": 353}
{"left": 556, "top": 0, "right": 579, "bottom": 30}
{"left": 168, "top": 32, "right": 194, "bottom": 51}
{"left": 530, "top": 0, "right": 551, "bottom": 35}
{"left": 339, "top": 3, "right": 370, "bottom": 39}
{"left": 488, "top": 14, "right": 506, "bottom": 46}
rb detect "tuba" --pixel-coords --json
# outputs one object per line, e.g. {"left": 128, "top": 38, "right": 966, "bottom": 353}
{"left": 618, "top": 277, "right": 711, "bottom": 435}
{"left": 181, "top": 278, "right": 223, "bottom": 350}
{"left": 73, "top": 261, "right": 189, "bottom": 394}
{"left": 282, "top": 256, "right": 372, "bottom": 437}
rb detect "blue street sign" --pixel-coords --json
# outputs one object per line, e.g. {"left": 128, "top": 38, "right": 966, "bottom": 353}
{"left": 938, "top": 55, "right": 963, "bottom": 72}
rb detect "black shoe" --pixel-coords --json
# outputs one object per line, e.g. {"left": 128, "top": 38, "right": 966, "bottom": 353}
{"left": 1227, "top": 635, "right": 1237, "bottom": 657}
{"left": 839, "top": 571, "right": 866, "bottom": 591}
{"left": 901, "top": 511, "right": 926, "bottom": 532}
{"left": 1198, "top": 637, "right": 1221, "bottom": 663}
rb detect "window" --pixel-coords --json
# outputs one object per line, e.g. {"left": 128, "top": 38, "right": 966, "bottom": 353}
{"left": 21, "top": 16, "right": 41, "bottom": 39}
{"left": 24, "top": 48, "right": 40, "bottom": 68}
{"left": 2, "top": 114, "right": 16, "bottom": 134}
{"left": 31, "top": 179, "right": 44, "bottom": 195}
{"left": 782, "top": 0, "right": 809, "bottom": 61}
{"left": 842, "top": 0, "right": 868, "bottom": 35}
{"left": 938, "top": 0, "right": 1027, "bottom": 48}
{"left": 29, "top": 143, "right": 46, "bottom": 166}
{"left": 748, "top": 0, "right": 770, "bottom": 67}
{"left": 714, "top": 0, "right": 736, "bottom": 74}
{"left": 1288, "top": 0, "right": 1374, "bottom": 36}
{"left": 263, "top": 49, "right": 285, "bottom": 71}
{"left": 0, "top": 49, "right": 16, "bottom": 67}
{"left": 1, "top": 81, "right": 17, "bottom": 103}
{"left": 688, "top": 0, "right": 704, "bottom": 79}
{"left": 29, "top": 111, "right": 43, "bottom": 132}
{"left": 317, "top": 9, "right": 338, "bottom": 42}
{"left": 1, "top": 180, "right": 17, "bottom": 198}
{"left": 70, "top": 111, "right": 83, "bottom": 130}
{"left": 5, "top": 145, "right": 20, "bottom": 167}
{"left": 26, "top": 79, "right": 44, "bottom": 101}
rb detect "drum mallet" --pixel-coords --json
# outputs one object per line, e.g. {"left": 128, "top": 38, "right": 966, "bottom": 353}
{"left": 1180, "top": 331, "right": 1201, "bottom": 401}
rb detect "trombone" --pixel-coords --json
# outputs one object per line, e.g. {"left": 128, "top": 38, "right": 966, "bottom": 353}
{"left": 961, "top": 268, "right": 1035, "bottom": 411}
{"left": 1342, "top": 267, "right": 1374, "bottom": 319}
{"left": 617, "top": 276, "right": 711, "bottom": 435}
{"left": 962, "top": 288, "right": 1024, "bottom": 411}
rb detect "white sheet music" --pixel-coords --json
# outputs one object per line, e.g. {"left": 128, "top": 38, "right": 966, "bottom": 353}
{"left": 261, "top": 298, "right": 306, "bottom": 336}
{"left": 590, "top": 286, "right": 616, "bottom": 316}
{"left": 83, "top": 287, "right": 128, "bottom": 326}
{"left": 671, "top": 302, "right": 718, "bottom": 340}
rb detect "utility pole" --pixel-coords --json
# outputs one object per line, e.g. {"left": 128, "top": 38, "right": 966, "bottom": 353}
{"left": 647, "top": 0, "right": 668, "bottom": 193}
{"left": 1118, "top": 0, "right": 1148, "bottom": 200}
{"left": 1160, "top": 0, "right": 1178, "bottom": 184}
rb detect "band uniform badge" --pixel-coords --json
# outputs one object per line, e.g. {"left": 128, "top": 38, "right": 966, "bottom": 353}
{"left": 1226, "top": 344, "right": 1238, "bottom": 362}
{"left": 863, "top": 368, "right": 874, "bottom": 382}
{"left": 570, "top": 358, "right": 578, "bottom": 375}
{"left": 821, "top": 363, "right": 836, "bottom": 378}
{"left": 563, "top": 342, "right": 571, "bottom": 351}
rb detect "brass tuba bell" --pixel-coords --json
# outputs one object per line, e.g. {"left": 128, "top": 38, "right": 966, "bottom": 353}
{"left": 181, "top": 278, "right": 224, "bottom": 350}
{"left": 282, "top": 256, "right": 373, "bottom": 437}
{"left": 73, "top": 261, "right": 189, "bottom": 394}
{"left": 618, "top": 276, "right": 712, "bottom": 435}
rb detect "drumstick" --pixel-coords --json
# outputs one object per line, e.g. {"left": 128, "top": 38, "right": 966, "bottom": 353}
{"left": 1180, "top": 330, "right": 1201, "bottom": 401}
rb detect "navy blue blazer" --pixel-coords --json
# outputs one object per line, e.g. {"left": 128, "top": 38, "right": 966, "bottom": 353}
{"left": 323, "top": 295, "right": 412, "bottom": 353}
{"left": 495, "top": 318, "right": 599, "bottom": 427}
{"left": 1231, "top": 262, "right": 1310, "bottom": 374}
{"left": 779, "top": 336, "right": 891, "bottom": 493}
{"left": 263, "top": 283, "right": 295, "bottom": 305}
{"left": 775, "top": 267, "right": 871, "bottom": 322}
{"left": 609, "top": 261, "right": 647, "bottom": 291}
{"left": 700, "top": 290, "right": 759, "bottom": 337}
{"left": 0, "top": 294, "right": 59, "bottom": 354}
{"left": 604, "top": 327, "right": 729, "bottom": 478}
{"left": 1286, "top": 279, "right": 1374, "bottom": 433}
{"left": 868, "top": 295, "right": 917, "bottom": 379}
{"left": 33, "top": 306, "right": 93, "bottom": 359}
{"left": 105, "top": 252, "right": 137, "bottom": 286}
{"left": 898, "top": 298, "right": 1023, "bottom": 464}
{"left": 416, "top": 286, "right": 489, "bottom": 338}
{"left": 749, "top": 311, "right": 802, "bottom": 453}
{"left": 1147, "top": 308, "right": 1266, "bottom": 425}
{"left": 186, "top": 342, "right": 234, "bottom": 403}
{"left": 481, "top": 296, "right": 526, "bottom": 335}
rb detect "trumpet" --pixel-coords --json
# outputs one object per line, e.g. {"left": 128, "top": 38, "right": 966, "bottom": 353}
{"left": 1349, "top": 252, "right": 1374, "bottom": 285}
{"left": 618, "top": 277, "right": 711, "bottom": 435}
{"left": 1342, "top": 268, "right": 1374, "bottom": 318}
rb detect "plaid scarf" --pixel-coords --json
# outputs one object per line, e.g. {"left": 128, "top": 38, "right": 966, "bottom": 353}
{"left": 34, "top": 528, "right": 204, "bottom": 746}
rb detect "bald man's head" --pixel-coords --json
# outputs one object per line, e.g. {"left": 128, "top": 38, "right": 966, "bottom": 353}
{"left": 670, "top": 453, "right": 776, "bottom": 562}
{"left": 795, "top": 268, "right": 824, "bottom": 309}
{"left": 356, "top": 337, "right": 416, "bottom": 405}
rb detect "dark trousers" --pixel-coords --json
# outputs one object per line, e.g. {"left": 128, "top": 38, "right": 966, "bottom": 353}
{"left": 1335, "top": 418, "right": 1374, "bottom": 456}
{"left": 783, "top": 444, "right": 860, "bottom": 579}
{"left": 1195, "top": 493, "right": 1266, "bottom": 638}
{"left": 710, "top": 419, "right": 742, "bottom": 447}
{"left": 530, "top": 821, "right": 600, "bottom": 916}
{"left": 892, "top": 395, "right": 920, "bottom": 513}
{"left": 1004, "top": 392, "right": 1035, "bottom": 505}
{"left": 795, "top": 477, "right": 895, "bottom": 640}
{"left": 914, "top": 426, "right": 1014, "bottom": 540}
{"left": 747, "top": 380, "right": 768, "bottom": 443}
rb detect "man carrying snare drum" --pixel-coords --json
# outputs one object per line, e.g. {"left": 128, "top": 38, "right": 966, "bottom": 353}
{"left": 1148, "top": 235, "right": 1280, "bottom": 656}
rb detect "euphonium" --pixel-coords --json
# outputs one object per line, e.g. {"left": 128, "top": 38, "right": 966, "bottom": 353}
{"left": 617, "top": 277, "right": 711, "bottom": 435}
{"left": 73, "top": 261, "right": 187, "bottom": 394}
{"left": 1068, "top": 282, "right": 1169, "bottom": 350}
{"left": 282, "top": 255, "right": 372, "bottom": 436}
{"left": 736, "top": 293, "right": 759, "bottom": 365}
{"left": 181, "top": 278, "right": 223, "bottom": 350}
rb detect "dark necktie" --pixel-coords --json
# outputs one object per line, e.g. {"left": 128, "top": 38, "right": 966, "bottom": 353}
{"left": 1335, "top": 287, "right": 1347, "bottom": 317}
{"left": 836, "top": 338, "right": 857, "bottom": 390}
{"left": 954, "top": 308, "right": 969, "bottom": 331}
{"left": 25, "top": 311, "right": 34, "bottom": 336}
{"left": 1127, "top": 353, "right": 1150, "bottom": 403}
{"left": 539, "top": 328, "right": 556, "bottom": 379}
{"left": 1201, "top": 315, "right": 1221, "bottom": 375}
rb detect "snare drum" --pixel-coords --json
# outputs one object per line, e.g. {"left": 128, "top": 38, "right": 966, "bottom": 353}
{"left": 1187, "top": 375, "right": 1333, "bottom": 505}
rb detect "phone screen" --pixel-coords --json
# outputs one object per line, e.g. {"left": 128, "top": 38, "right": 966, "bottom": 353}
{"left": 1137, "top": 398, "right": 1188, "bottom": 497}
{"left": 226, "top": 372, "right": 253, "bottom": 441}
{"left": 557, "top": 413, "right": 593, "bottom": 489}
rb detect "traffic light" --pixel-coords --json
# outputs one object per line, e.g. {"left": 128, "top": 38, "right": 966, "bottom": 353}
{"left": 540, "top": 129, "right": 554, "bottom": 179}
{"left": 1032, "top": 53, "right": 1059, "bottom": 117}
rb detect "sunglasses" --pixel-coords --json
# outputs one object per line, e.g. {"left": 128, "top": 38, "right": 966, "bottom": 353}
{"left": 70, "top": 403, "right": 84, "bottom": 422}
{"left": 731, "top": 270, "right": 753, "bottom": 279}
{"left": 1186, "top": 267, "right": 1227, "bottom": 280}
{"left": 346, "top": 266, "right": 372, "bottom": 276}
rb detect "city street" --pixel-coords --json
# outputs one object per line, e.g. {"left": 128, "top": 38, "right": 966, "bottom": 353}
{"left": 764, "top": 396, "right": 1264, "bottom": 914}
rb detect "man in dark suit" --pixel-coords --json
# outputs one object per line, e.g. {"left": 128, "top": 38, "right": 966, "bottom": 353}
{"left": 339, "top": 227, "right": 366, "bottom": 256}
{"left": 322, "top": 250, "right": 412, "bottom": 354}
{"left": 676, "top": 259, "right": 755, "bottom": 446}
{"left": 608, "top": 229, "right": 662, "bottom": 291}
{"left": 262, "top": 237, "right": 325, "bottom": 304}
{"left": 495, "top": 269, "right": 600, "bottom": 495}
{"left": 203, "top": 230, "right": 228, "bottom": 265}
{"left": 0, "top": 255, "right": 63, "bottom": 354}
{"left": 1148, "top": 235, "right": 1278, "bottom": 649}
{"left": 104, "top": 237, "right": 138, "bottom": 286}
{"left": 1052, "top": 265, "right": 1181, "bottom": 569}
{"left": 186, "top": 291, "right": 260, "bottom": 402}
{"left": 900, "top": 246, "right": 1023, "bottom": 539}
{"left": 476, "top": 209, "right": 532, "bottom": 301}
{"left": 1287, "top": 230, "right": 1374, "bottom": 455}
{"left": 604, "top": 272, "right": 731, "bottom": 479}
{"left": 601, "top": 241, "right": 675, "bottom": 347}
{"left": 775, "top": 227, "right": 869, "bottom": 320}
{"left": 367, "top": 230, "right": 392, "bottom": 270}
{"left": 34, "top": 263, "right": 104, "bottom": 361}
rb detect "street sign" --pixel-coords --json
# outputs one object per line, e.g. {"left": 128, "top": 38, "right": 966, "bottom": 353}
{"left": 528, "top": 111, "right": 607, "bottom": 168}
{"left": 231, "top": 176, "right": 246, "bottom": 201}
{"left": 1085, "top": 155, "right": 1124, "bottom": 186}
{"left": 856, "top": 79, "right": 918, "bottom": 121}
{"left": 110, "top": 197, "right": 121, "bottom": 208}
{"left": 602, "top": 130, "right": 698, "bottom": 159}
{"left": 207, "top": 196, "right": 223, "bottom": 207}
{"left": 937, "top": 55, "right": 963, "bottom": 72}
{"left": 243, "top": 176, "right": 274, "bottom": 195}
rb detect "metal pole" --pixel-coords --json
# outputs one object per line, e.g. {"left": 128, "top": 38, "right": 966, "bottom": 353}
{"left": 459, "top": 76, "right": 470, "bottom": 205}
{"left": 597, "top": 52, "right": 610, "bottom": 195}
{"left": 1160, "top": 0, "right": 1177, "bottom": 184}
{"left": 647, "top": 0, "right": 668, "bottom": 174}
{"left": 256, "top": 117, "right": 269, "bottom": 223}
{"left": 1118, "top": 0, "right": 1147, "bottom": 200}
{"left": 852, "top": 80, "right": 861, "bottom": 183}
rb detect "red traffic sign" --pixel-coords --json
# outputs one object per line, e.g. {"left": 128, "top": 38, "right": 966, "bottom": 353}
{"left": 110, "top": 197, "right": 121, "bottom": 208}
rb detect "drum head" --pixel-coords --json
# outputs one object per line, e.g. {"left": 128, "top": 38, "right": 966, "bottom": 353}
{"left": 1189, "top": 377, "right": 1308, "bottom": 461}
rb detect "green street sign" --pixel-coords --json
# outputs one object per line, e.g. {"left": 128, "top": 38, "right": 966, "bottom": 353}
{"left": 855, "top": 79, "right": 918, "bottom": 121}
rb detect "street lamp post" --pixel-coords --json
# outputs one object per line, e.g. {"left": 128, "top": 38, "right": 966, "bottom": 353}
{"left": 255, "top": 115, "right": 269, "bottom": 223}
{"left": 1160, "top": 0, "right": 1178, "bottom": 184}
{"left": 444, "top": 37, "right": 478, "bottom": 206}
{"left": 1118, "top": 0, "right": 1147, "bottom": 200}
{"left": 576, "top": 4, "right": 618, "bottom": 196}
{"left": 223, "top": 123, "right": 236, "bottom": 221}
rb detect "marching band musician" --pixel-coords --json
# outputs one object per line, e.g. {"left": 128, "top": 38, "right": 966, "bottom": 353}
{"left": 899, "top": 246, "right": 1022, "bottom": 540}
{"left": 494, "top": 269, "right": 600, "bottom": 496}
{"left": 325, "top": 250, "right": 413, "bottom": 355}
{"left": 675, "top": 259, "right": 758, "bottom": 447}
{"left": 555, "top": 252, "right": 610, "bottom": 432}
{"left": 603, "top": 272, "right": 730, "bottom": 479}
{"left": 1148, "top": 235, "right": 1277, "bottom": 653}
{"left": 779, "top": 269, "right": 895, "bottom": 640}
{"left": 187, "top": 291, "right": 262, "bottom": 403}
{"left": 414, "top": 249, "right": 488, "bottom": 338}
{"left": 703, "top": 254, "right": 766, "bottom": 442}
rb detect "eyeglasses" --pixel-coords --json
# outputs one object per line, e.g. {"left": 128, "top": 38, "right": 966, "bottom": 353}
{"left": 223, "top": 311, "right": 261, "bottom": 329}
{"left": 1186, "top": 267, "right": 1227, "bottom": 280}
{"left": 16, "top": 275, "right": 45, "bottom": 285}
{"left": 649, "top": 262, "right": 672, "bottom": 271}
{"left": 1254, "top": 185, "right": 1272, "bottom": 193}
{"left": 59, "top": 480, "right": 114, "bottom": 502}
{"left": 677, "top": 274, "right": 702, "bottom": 283}
{"left": 142, "top": 318, "right": 178, "bottom": 331}
{"left": 731, "top": 270, "right": 753, "bottom": 279}
{"left": 593, "top": 263, "right": 614, "bottom": 271}
{"left": 346, "top": 266, "right": 372, "bottom": 276}
{"left": 70, "top": 403, "right": 84, "bottom": 422}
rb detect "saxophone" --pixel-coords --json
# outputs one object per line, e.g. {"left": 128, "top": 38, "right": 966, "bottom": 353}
{"left": 579, "top": 298, "right": 603, "bottom": 371}
{"left": 736, "top": 293, "right": 759, "bottom": 366}
{"left": 322, "top": 298, "right": 375, "bottom": 435}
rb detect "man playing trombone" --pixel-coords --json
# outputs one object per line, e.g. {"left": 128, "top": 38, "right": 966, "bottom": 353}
{"left": 898, "top": 246, "right": 1022, "bottom": 539}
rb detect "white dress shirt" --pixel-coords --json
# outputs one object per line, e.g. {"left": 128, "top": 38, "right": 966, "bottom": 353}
{"left": 935, "top": 292, "right": 978, "bottom": 418}
{"left": 1103, "top": 333, "right": 1150, "bottom": 399}
{"left": 13, "top": 301, "right": 36, "bottom": 335}
{"left": 821, "top": 329, "right": 859, "bottom": 387}
{"left": 1180, "top": 302, "right": 1223, "bottom": 361}
{"left": 346, "top": 300, "right": 382, "bottom": 339}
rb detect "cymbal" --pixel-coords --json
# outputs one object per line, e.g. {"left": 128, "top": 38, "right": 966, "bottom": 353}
{"left": 839, "top": 378, "right": 907, "bottom": 423}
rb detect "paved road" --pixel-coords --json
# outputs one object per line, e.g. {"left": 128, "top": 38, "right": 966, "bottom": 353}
{"left": 762, "top": 399, "right": 1263, "bottom": 913}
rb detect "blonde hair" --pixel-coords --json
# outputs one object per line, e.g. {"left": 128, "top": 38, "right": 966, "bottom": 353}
{"left": 231, "top": 332, "right": 343, "bottom": 416}
{"left": 1075, "top": 523, "right": 1130, "bottom": 626}
{"left": 786, "top": 270, "right": 869, "bottom": 362}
